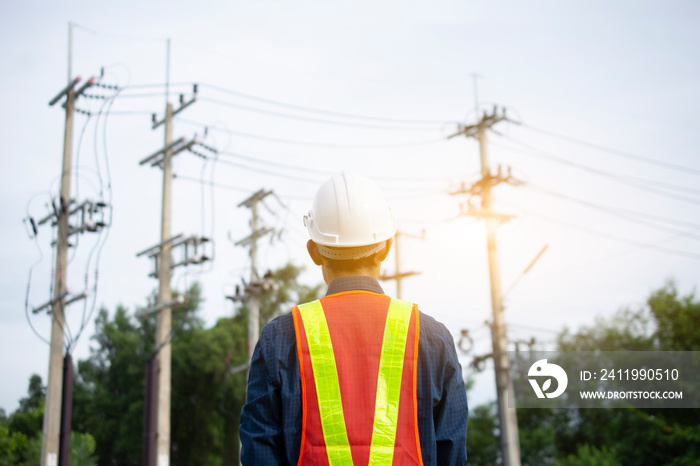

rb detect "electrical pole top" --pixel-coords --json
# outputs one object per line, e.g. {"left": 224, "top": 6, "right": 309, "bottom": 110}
{"left": 49, "top": 77, "right": 81, "bottom": 106}
{"left": 151, "top": 84, "right": 198, "bottom": 130}
{"left": 231, "top": 188, "right": 277, "bottom": 358}
{"left": 137, "top": 234, "right": 212, "bottom": 279}
{"left": 447, "top": 105, "right": 515, "bottom": 140}
{"left": 238, "top": 189, "right": 273, "bottom": 209}
{"left": 235, "top": 226, "right": 275, "bottom": 248}
{"left": 450, "top": 168, "right": 522, "bottom": 224}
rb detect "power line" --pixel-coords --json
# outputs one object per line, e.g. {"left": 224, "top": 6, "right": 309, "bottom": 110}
{"left": 496, "top": 138, "right": 700, "bottom": 206}
{"left": 122, "top": 81, "right": 454, "bottom": 126}
{"left": 211, "top": 156, "right": 449, "bottom": 200}
{"left": 199, "top": 83, "right": 454, "bottom": 126}
{"left": 482, "top": 74, "right": 699, "bottom": 135}
{"left": 74, "top": 110, "right": 154, "bottom": 116}
{"left": 73, "top": 23, "right": 165, "bottom": 42}
{"left": 499, "top": 199, "right": 700, "bottom": 261}
{"left": 500, "top": 137, "right": 700, "bottom": 196}
{"left": 523, "top": 183, "right": 700, "bottom": 240}
{"left": 507, "top": 322, "right": 561, "bottom": 336}
{"left": 217, "top": 150, "right": 449, "bottom": 185}
{"left": 123, "top": 82, "right": 194, "bottom": 89}
{"left": 520, "top": 123, "right": 700, "bottom": 176}
{"left": 214, "top": 157, "right": 323, "bottom": 184}
{"left": 219, "top": 151, "right": 334, "bottom": 177}
{"left": 24, "top": 232, "right": 50, "bottom": 346}
{"left": 178, "top": 118, "right": 447, "bottom": 149}
{"left": 173, "top": 174, "right": 311, "bottom": 201}
{"left": 199, "top": 96, "right": 446, "bottom": 131}
{"left": 68, "top": 87, "right": 120, "bottom": 352}
{"left": 109, "top": 93, "right": 169, "bottom": 99}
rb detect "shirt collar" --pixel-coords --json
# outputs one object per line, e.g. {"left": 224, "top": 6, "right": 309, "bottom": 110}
{"left": 325, "top": 276, "right": 385, "bottom": 296}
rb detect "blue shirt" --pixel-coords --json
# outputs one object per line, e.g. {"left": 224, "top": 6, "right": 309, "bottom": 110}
{"left": 240, "top": 277, "right": 468, "bottom": 465}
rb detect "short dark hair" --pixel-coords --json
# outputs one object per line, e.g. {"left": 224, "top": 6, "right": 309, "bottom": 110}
{"left": 321, "top": 250, "right": 382, "bottom": 274}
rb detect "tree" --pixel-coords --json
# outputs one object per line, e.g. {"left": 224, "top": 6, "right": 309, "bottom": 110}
{"left": 465, "top": 281, "right": 700, "bottom": 465}
{"left": 73, "top": 303, "right": 151, "bottom": 464}
{"left": 465, "top": 402, "right": 500, "bottom": 465}
{"left": 555, "top": 281, "right": 700, "bottom": 465}
{"left": 0, "top": 375, "right": 96, "bottom": 466}
{"left": 555, "top": 444, "right": 621, "bottom": 466}
{"left": 71, "top": 262, "right": 322, "bottom": 465}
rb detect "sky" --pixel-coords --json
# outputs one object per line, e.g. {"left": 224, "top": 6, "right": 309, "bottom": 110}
{"left": 1, "top": 0, "right": 699, "bottom": 413}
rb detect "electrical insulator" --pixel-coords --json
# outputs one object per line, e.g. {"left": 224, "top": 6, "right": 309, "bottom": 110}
{"left": 458, "top": 329, "right": 474, "bottom": 354}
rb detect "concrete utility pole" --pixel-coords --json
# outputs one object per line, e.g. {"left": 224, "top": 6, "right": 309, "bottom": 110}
{"left": 232, "top": 189, "right": 275, "bottom": 358}
{"left": 40, "top": 34, "right": 98, "bottom": 462}
{"left": 41, "top": 79, "right": 75, "bottom": 466}
{"left": 137, "top": 78, "right": 201, "bottom": 465}
{"left": 379, "top": 229, "right": 424, "bottom": 299}
{"left": 155, "top": 101, "right": 174, "bottom": 466}
{"left": 449, "top": 106, "right": 522, "bottom": 466}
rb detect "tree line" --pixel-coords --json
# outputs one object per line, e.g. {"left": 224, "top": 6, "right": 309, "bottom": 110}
{"left": 468, "top": 281, "right": 700, "bottom": 465}
{"left": 1, "top": 269, "right": 698, "bottom": 464}
{"left": 1, "top": 263, "right": 321, "bottom": 465}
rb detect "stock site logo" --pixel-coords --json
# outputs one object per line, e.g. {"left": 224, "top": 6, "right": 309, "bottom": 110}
{"left": 528, "top": 359, "right": 568, "bottom": 398}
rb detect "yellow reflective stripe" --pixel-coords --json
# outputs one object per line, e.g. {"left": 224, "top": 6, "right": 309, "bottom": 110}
{"left": 298, "top": 300, "right": 354, "bottom": 466}
{"left": 369, "top": 299, "right": 413, "bottom": 466}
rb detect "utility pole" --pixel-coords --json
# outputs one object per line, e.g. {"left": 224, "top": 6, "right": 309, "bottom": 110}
{"left": 379, "top": 229, "right": 424, "bottom": 299}
{"left": 229, "top": 189, "right": 275, "bottom": 358}
{"left": 40, "top": 34, "right": 100, "bottom": 462}
{"left": 449, "top": 105, "right": 522, "bottom": 466}
{"left": 155, "top": 100, "right": 174, "bottom": 466}
{"left": 41, "top": 76, "right": 75, "bottom": 466}
{"left": 137, "top": 80, "right": 203, "bottom": 465}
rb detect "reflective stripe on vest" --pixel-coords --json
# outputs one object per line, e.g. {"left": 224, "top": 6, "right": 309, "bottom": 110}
{"left": 296, "top": 297, "right": 415, "bottom": 466}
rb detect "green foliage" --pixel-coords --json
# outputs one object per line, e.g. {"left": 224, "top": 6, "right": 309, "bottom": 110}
{"left": 18, "top": 375, "right": 44, "bottom": 413}
{"left": 551, "top": 281, "right": 700, "bottom": 465}
{"left": 68, "top": 262, "right": 320, "bottom": 465}
{"left": 1, "top": 375, "right": 96, "bottom": 466}
{"left": 555, "top": 444, "right": 621, "bottom": 466}
{"left": 0, "top": 374, "right": 43, "bottom": 465}
{"left": 466, "top": 402, "right": 500, "bottom": 465}
{"left": 466, "top": 281, "right": 700, "bottom": 465}
{"left": 648, "top": 283, "right": 700, "bottom": 351}
{"left": 0, "top": 423, "right": 30, "bottom": 466}
{"left": 73, "top": 304, "right": 149, "bottom": 464}
{"left": 69, "top": 432, "right": 98, "bottom": 466}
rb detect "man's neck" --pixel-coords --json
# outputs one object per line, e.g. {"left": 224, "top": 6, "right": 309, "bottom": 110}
{"left": 322, "top": 266, "right": 380, "bottom": 285}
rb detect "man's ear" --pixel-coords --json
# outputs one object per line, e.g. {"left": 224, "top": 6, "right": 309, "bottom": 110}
{"left": 307, "top": 240, "right": 324, "bottom": 266}
{"left": 378, "top": 238, "right": 393, "bottom": 262}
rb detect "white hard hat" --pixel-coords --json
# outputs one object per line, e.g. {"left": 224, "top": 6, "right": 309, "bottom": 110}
{"left": 304, "top": 171, "right": 396, "bottom": 260}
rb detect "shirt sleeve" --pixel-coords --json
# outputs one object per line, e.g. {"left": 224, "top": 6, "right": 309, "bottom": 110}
{"left": 239, "top": 323, "right": 286, "bottom": 466}
{"left": 434, "top": 325, "right": 469, "bottom": 465}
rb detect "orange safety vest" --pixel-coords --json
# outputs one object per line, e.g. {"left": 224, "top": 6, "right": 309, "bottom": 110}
{"left": 292, "top": 291, "right": 423, "bottom": 466}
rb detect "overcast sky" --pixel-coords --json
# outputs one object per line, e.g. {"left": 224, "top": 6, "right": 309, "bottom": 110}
{"left": 2, "top": 0, "right": 699, "bottom": 412}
